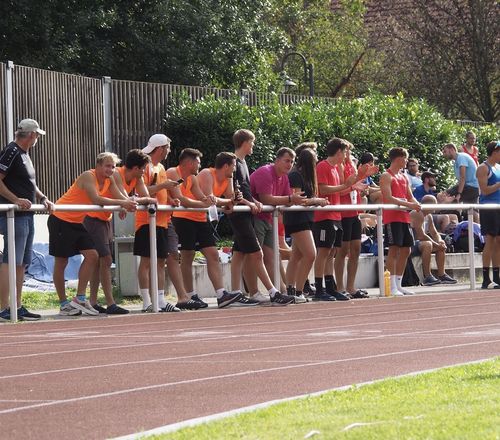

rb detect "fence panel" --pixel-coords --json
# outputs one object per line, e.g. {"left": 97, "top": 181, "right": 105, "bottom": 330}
{"left": 10, "top": 65, "right": 104, "bottom": 201}
{"left": 0, "top": 62, "right": 6, "bottom": 147}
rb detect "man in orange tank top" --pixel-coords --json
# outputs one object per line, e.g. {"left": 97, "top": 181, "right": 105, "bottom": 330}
{"left": 168, "top": 149, "right": 245, "bottom": 308}
{"left": 48, "top": 153, "right": 137, "bottom": 316}
{"left": 380, "top": 147, "right": 421, "bottom": 296}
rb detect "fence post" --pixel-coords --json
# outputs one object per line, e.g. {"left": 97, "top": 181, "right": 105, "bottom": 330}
{"left": 376, "top": 208, "right": 385, "bottom": 297}
{"left": 148, "top": 208, "right": 159, "bottom": 312}
{"left": 467, "top": 208, "right": 476, "bottom": 290}
{"left": 5, "top": 61, "right": 14, "bottom": 143}
{"left": 272, "top": 208, "right": 280, "bottom": 289}
{"left": 102, "top": 76, "right": 113, "bottom": 153}
{"left": 7, "top": 208, "right": 18, "bottom": 322}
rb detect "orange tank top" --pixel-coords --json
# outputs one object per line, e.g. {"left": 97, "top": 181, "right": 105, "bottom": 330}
{"left": 172, "top": 166, "right": 206, "bottom": 222}
{"left": 54, "top": 170, "right": 111, "bottom": 224}
{"left": 135, "top": 163, "right": 171, "bottom": 230}
{"left": 117, "top": 166, "right": 138, "bottom": 196}
{"left": 210, "top": 168, "right": 230, "bottom": 197}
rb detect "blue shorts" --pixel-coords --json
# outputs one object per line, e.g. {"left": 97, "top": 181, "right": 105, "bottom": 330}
{"left": 0, "top": 214, "right": 35, "bottom": 266}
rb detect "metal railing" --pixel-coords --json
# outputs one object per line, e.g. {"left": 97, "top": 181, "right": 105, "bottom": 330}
{"left": 1, "top": 202, "right": 498, "bottom": 323}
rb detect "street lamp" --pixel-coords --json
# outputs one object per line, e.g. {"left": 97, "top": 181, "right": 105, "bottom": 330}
{"left": 280, "top": 51, "right": 314, "bottom": 97}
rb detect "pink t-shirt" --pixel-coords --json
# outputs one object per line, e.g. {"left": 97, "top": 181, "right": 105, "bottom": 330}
{"left": 250, "top": 164, "right": 291, "bottom": 224}
{"left": 315, "top": 160, "right": 341, "bottom": 222}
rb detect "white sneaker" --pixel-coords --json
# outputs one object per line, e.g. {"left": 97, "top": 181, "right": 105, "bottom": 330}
{"left": 250, "top": 292, "right": 271, "bottom": 303}
{"left": 59, "top": 302, "right": 81, "bottom": 316}
{"left": 398, "top": 287, "right": 415, "bottom": 295}
{"left": 70, "top": 297, "right": 99, "bottom": 316}
{"left": 391, "top": 290, "right": 404, "bottom": 297}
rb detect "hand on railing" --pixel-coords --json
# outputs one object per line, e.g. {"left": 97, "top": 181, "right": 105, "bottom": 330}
{"left": 290, "top": 191, "right": 307, "bottom": 205}
{"left": 14, "top": 197, "right": 32, "bottom": 210}
{"left": 120, "top": 198, "right": 138, "bottom": 212}
{"left": 41, "top": 198, "right": 55, "bottom": 214}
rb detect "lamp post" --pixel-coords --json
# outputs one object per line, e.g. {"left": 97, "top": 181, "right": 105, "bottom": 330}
{"left": 280, "top": 52, "right": 314, "bottom": 97}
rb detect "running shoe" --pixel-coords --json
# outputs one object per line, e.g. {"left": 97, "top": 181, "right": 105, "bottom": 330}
{"left": 59, "top": 302, "right": 82, "bottom": 316}
{"left": 313, "top": 292, "right": 337, "bottom": 301}
{"left": 0, "top": 307, "right": 11, "bottom": 322}
{"left": 250, "top": 292, "right": 271, "bottom": 304}
{"left": 17, "top": 306, "right": 41, "bottom": 321}
{"left": 106, "top": 304, "right": 130, "bottom": 315}
{"left": 232, "top": 294, "right": 260, "bottom": 307}
{"left": 70, "top": 297, "right": 99, "bottom": 316}
{"left": 327, "top": 290, "right": 350, "bottom": 301}
{"left": 160, "top": 303, "right": 181, "bottom": 312}
{"left": 422, "top": 275, "right": 440, "bottom": 286}
{"left": 175, "top": 300, "right": 201, "bottom": 310}
{"left": 217, "top": 291, "right": 241, "bottom": 308}
{"left": 191, "top": 294, "right": 209, "bottom": 308}
{"left": 91, "top": 303, "right": 107, "bottom": 314}
{"left": 293, "top": 292, "right": 308, "bottom": 304}
{"left": 437, "top": 274, "right": 457, "bottom": 284}
{"left": 398, "top": 286, "right": 415, "bottom": 296}
{"left": 270, "top": 292, "right": 295, "bottom": 306}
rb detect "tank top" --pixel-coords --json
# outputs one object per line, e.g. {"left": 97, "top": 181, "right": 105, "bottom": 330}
{"left": 382, "top": 169, "right": 411, "bottom": 224}
{"left": 461, "top": 144, "right": 479, "bottom": 166}
{"left": 339, "top": 161, "right": 360, "bottom": 218}
{"left": 479, "top": 162, "right": 500, "bottom": 204}
{"left": 172, "top": 166, "right": 207, "bottom": 222}
{"left": 53, "top": 170, "right": 111, "bottom": 224}
{"left": 135, "top": 163, "right": 171, "bottom": 230}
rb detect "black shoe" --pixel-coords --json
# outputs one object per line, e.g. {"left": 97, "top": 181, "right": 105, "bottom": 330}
{"left": 191, "top": 294, "right": 209, "bottom": 308}
{"left": 161, "top": 303, "right": 182, "bottom": 312}
{"left": 175, "top": 299, "right": 201, "bottom": 310}
{"left": 106, "top": 304, "right": 129, "bottom": 315}
{"left": 328, "top": 290, "right": 350, "bottom": 301}
{"left": 303, "top": 280, "right": 316, "bottom": 296}
{"left": 481, "top": 281, "right": 491, "bottom": 289}
{"left": 92, "top": 303, "right": 107, "bottom": 314}
{"left": 233, "top": 294, "right": 260, "bottom": 307}
{"left": 270, "top": 292, "right": 295, "bottom": 306}
{"left": 314, "top": 292, "right": 337, "bottom": 301}
{"left": 17, "top": 306, "right": 41, "bottom": 321}
{"left": 217, "top": 291, "right": 241, "bottom": 308}
{"left": 0, "top": 307, "right": 10, "bottom": 322}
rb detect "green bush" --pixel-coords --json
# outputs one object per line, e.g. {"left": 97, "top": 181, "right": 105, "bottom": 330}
{"left": 165, "top": 92, "right": 499, "bottom": 188}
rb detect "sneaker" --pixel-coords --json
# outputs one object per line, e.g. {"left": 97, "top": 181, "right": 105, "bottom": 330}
{"left": 17, "top": 306, "right": 41, "bottom": 321}
{"left": 175, "top": 300, "right": 201, "bottom": 310}
{"left": 328, "top": 290, "right": 350, "bottom": 301}
{"left": 92, "top": 303, "right": 107, "bottom": 314}
{"left": 391, "top": 290, "right": 404, "bottom": 297}
{"left": 106, "top": 304, "right": 130, "bottom": 315}
{"left": 293, "top": 292, "right": 308, "bottom": 304}
{"left": 59, "top": 302, "right": 82, "bottom": 316}
{"left": 191, "top": 294, "right": 209, "bottom": 308}
{"left": 398, "top": 287, "right": 415, "bottom": 296}
{"left": 70, "top": 297, "right": 99, "bottom": 316}
{"left": 422, "top": 275, "right": 441, "bottom": 286}
{"left": 303, "top": 280, "right": 316, "bottom": 296}
{"left": 232, "top": 294, "right": 260, "bottom": 307}
{"left": 160, "top": 303, "right": 181, "bottom": 312}
{"left": 438, "top": 274, "right": 458, "bottom": 284}
{"left": 217, "top": 291, "right": 242, "bottom": 309}
{"left": 270, "top": 292, "right": 295, "bottom": 306}
{"left": 250, "top": 292, "right": 271, "bottom": 304}
{"left": 313, "top": 292, "right": 337, "bottom": 301}
{"left": 0, "top": 307, "right": 11, "bottom": 322}
{"left": 142, "top": 304, "right": 153, "bottom": 313}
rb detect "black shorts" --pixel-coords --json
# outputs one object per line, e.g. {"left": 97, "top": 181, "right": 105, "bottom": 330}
{"left": 228, "top": 213, "right": 261, "bottom": 254}
{"left": 48, "top": 215, "right": 96, "bottom": 258}
{"left": 171, "top": 217, "right": 216, "bottom": 251}
{"left": 341, "top": 216, "right": 362, "bottom": 242}
{"left": 384, "top": 222, "right": 414, "bottom": 248}
{"left": 313, "top": 220, "right": 343, "bottom": 249}
{"left": 480, "top": 209, "right": 500, "bottom": 237}
{"left": 133, "top": 224, "right": 169, "bottom": 258}
{"left": 447, "top": 184, "right": 479, "bottom": 204}
{"left": 83, "top": 216, "right": 112, "bottom": 257}
{"left": 285, "top": 221, "right": 313, "bottom": 236}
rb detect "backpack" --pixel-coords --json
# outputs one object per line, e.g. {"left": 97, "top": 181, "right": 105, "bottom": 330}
{"left": 402, "top": 257, "right": 420, "bottom": 287}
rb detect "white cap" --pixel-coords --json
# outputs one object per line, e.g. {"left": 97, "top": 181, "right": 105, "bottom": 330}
{"left": 142, "top": 134, "right": 171, "bottom": 154}
{"left": 17, "top": 118, "right": 46, "bottom": 135}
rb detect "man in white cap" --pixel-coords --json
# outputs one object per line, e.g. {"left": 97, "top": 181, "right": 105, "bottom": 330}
{"left": 0, "top": 119, "right": 54, "bottom": 321}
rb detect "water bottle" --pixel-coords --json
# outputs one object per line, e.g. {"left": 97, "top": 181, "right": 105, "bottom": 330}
{"left": 384, "top": 269, "right": 391, "bottom": 297}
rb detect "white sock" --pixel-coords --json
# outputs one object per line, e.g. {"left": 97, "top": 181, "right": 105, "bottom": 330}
{"left": 158, "top": 290, "right": 166, "bottom": 308}
{"left": 216, "top": 288, "right": 226, "bottom": 299}
{"left": 187, "top": 291, "right": 195, "bottom": 298}
{"left": 268, "top": 287, "right": 279, "bottom": 298}
{"left": 390, "top": 276, "right": 403, "bottom": 296}
{"left": 140, "top": 288, "right": 151, "bottom": 309}
{"left": 396, "top": 276, "right": 414, "bottom": 295}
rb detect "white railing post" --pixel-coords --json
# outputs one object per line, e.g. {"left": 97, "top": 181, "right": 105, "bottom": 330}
{"left": 148, "top": 207, "right": 159, "bottom": 312}
{"left": 376, "top": 208, "right": 385, "bottom": 298}
{"left": 467, "top": 207, "right": 476, "bottom": 290}
{"left": 272, "top": 208, "right": 280, "bottom": 289}
{"left": 5, "top": 61, "right": 14, "bottom": 143}
{"left": 102, "top": 76, "right": 113, "bottom": 153}
{"left": 7, "top": 208, "right": 18, "bottom": 322}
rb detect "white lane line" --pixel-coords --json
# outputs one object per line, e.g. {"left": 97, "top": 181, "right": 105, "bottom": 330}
{"left": 1, "top": 320, "right": 499, "bottom": 381}
{"left": 113, "top": 357, "right": 497, "bottom": 439}
{"left": 1, "top": 298, "right": 499, "bottom": 348}
{"left": 0, "top": 309, "right": 498, "bottom": 362}
{"left": 0, "top": 339, "right": 498, "bottom": 416}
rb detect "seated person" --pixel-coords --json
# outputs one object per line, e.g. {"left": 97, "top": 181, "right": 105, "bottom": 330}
{"left": 413, "top": 171, "right": 437, "bottom": 202}
{"left": 410, "top": 195, "right": 457, "bottom": 286}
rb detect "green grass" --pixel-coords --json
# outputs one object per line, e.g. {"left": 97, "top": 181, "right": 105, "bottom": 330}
{"left": 147, "top": 358, "right": 500, "bottom": 440}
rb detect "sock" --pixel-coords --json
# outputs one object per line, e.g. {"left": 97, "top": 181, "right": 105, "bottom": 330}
{"left": 140, "top": 288, "right": 151, "bottom": 309}
{"left": 186, "top": 291, "right": 195, "bottom": 298}
{"left": 324, "top": 275, "right": 336, "bottom": 293}
{"left": 493, "top": 267, "right": 500, "bottom": 284}
{"left": 315, "top": 277, "right": 323, "bottom": 290}
{"left": 396, "top": 275, "right": 414, "bottom": 295}
{"left": 268, "top": 287, "right": 279, "bottom": 298}
{"left": 77, "top": 295, "right": 86, "bottom": 302}
{"left": 216, "top": 288, "right": 225, "bottom": 299}
{"left": 60, "top": 299, "right": 70, "bottom": 306}
{"left": 482, "top": 267, "right": 491, "bottom": 285}
{"left": 390, "top": 275, "right": 398, "bottom": 294}
{"left": 158, "top": 290, "right": 166, "bottom": 308}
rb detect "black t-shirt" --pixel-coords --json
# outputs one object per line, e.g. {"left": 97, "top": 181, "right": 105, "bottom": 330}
{"left": 0, "top": 142, "right": 36, "bottom": 216}
{"left": 229, "top": 157, "right": 255, "bottom": 219}
{"left": 283, "top": 170, "right": 314, "bottom": 225}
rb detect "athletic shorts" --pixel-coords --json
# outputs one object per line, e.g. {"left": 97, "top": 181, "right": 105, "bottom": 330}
{"left": 446, "top": 184, "right": 479, "bottom": 204}
{"left": 284, "top": 221, "right": 313, "bottom": 236}
{"left": 411, "top": 240, "right": 422, "bottom": 257}
{"left": 0, "top": 214, "right": 34, "bottom": 266}
{"left": 228, "top": 213, "right": 261, "bottom": 254}
{"left": 48, "top": 215, "right": 96, "bottom": 258}
{"left": 133, "top": 224, "right": 170, "bottom": 259}
{"left": 480, "top": 209, "right": 500, "bottom": 237}
{"left": 341, "top": 216, "right": 362, "bottom": 242}
{"left": 313, "top": 220, "right": 343, "bottom": 249}
{"left": 384, "top": 222, "right": 414, "bottom": 248}
{"left": 83, "top": 216, "right": 112, "bottom": 257}
{"left": 254, "top": 217, "right": 273, "bottom": 249}
{"left": 166, "top": 222, "right": 179, "bottom": 255}
{"left": 171, "top": 217, "right": 216, "bottom": 251}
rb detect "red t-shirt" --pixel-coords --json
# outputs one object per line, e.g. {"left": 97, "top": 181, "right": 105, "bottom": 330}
{"left": 382, "top": 169, "right": 411, "bottom": 224}
{"left": 314, "top": 160, "right": 341, "bottom": 222}
{"left": 339, "top": 161, "right": 360, "bottom": 218}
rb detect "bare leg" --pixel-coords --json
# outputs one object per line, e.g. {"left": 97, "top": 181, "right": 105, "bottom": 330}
{"left": 179, "top": 250, "right": 195, "bottom": 293}
{"left": 395, "top": 247, "right": 411, "bottom": 276}
{"left": 289, "top": 230, "right": 316, "bottom": 291}
{"left": 77, "top": 249, "right": 99, "bottom": 297}
{"left": 435, "top": 248, "right": 446, "bottom": 276}
{"left": 0, "top": 264, "right": 25, "bottom": 308}
{"left": 138, "top": 257, "right": 150, "bottom": 290}
{"left": 53, "top": 257, "right": 69, "bottom": 302}
{"left": 285, "top": 244, "right": 302, "bottom": 287}
{"left": 420, "top": 241, "right": 433, "bottom": 277}
{"left": 202, "top": 246, "right": 224, "bottom": 291}
{"left": 166, "top": 253, "right": 189, "bottom": 301}
{"left": 345, "top": 240, "right": 361, "bottom": 293}
{"left": 334, "top": 241, "right": 349, "bottom": 292}
{"left": 230, "top": 251, "right": 245, "bottom": 292}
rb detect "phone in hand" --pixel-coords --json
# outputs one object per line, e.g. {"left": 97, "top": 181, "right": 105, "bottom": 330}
{"left": 177, "top": 178, "right": 184, "bottom": 184}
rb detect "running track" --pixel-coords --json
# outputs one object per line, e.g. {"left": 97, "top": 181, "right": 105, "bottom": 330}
{"left": 1, "top": 290, "right": 499, "bottom": 439}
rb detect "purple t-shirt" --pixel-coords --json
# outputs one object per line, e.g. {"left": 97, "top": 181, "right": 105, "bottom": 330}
{"left": 250, "top": 164, "right": 291, "bottom": 224}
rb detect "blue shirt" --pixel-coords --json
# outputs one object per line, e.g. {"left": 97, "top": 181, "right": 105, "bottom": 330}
{"left": 479, "top": 162, "right": 500, "bottom": 204}
{"left": 454, "top": 153, "right": 478, "bottom": 188}
{"left": 412, "top": 184, "right": 436, "bottom": 202}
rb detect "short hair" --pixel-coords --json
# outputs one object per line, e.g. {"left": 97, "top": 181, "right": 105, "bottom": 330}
{"left": 276, "top": 147, "right": 295, "bottom": 159}
{"left": 295, "top": 142, "right": 318, "bottom": 156}
{"left": 233, "top": 129, "right": 255, "bottom": 149}
{"left": 96, "top": 152, "right": 120, "bottom": 165}
{"left": 465, "top": 131, "right": 476, "bottom": 138}
{"left": 388, "top": 147, "right": 409, "bottom": 161}
{"left": 421, "top": 194, "right": 437, "bottom": 204}
{"left": 486, "top": 140, "right": 500, "bottom": 157}
{"left": 443, "top": 143, "right": 457, "bottom": 152}
{"left": 325, "top": 137, "right": 350, "bottom": 157}
{"left": 125, "top": 149, "right": 150, "bottom": 169}
{"left": 421, "top": 171, "right": 435, "bottom": 182}
{"left": 214, "top": 152, "right": 237, "bottom": 169}
{"left": 407, "top": 157, "right": 419, "bottom": 165}
{"left": 179, "top": 148, "right": 203, "bottom": 163}
{"left": 359, "top": 152, "right": 376, "bottom": 165}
